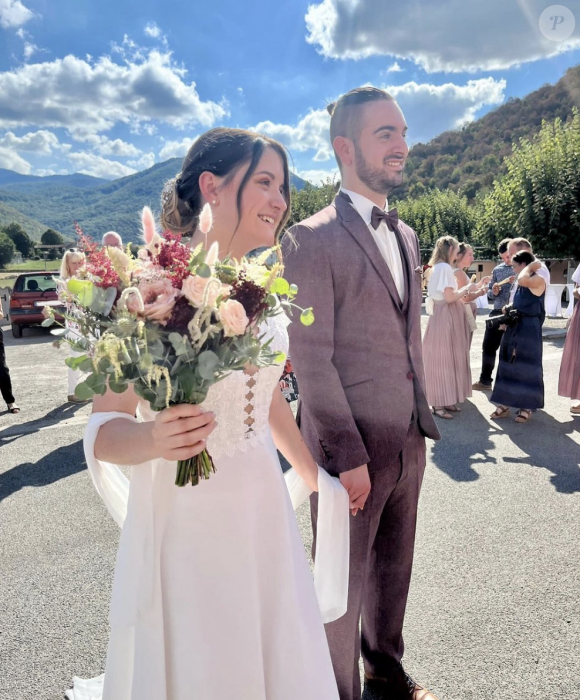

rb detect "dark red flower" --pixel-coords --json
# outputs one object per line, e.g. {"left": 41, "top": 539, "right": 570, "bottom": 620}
{"left": 229, "top": 273, "right": 268, "bottom": 323}
{"left": 165, "top": 296, "right": 196, "bottom": 334}
{"left": 155, "top": 230, "right": 192, "bottom": 288}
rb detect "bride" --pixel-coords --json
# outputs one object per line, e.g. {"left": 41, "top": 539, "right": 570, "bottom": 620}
{"left": 70, "top": 128, "right": 341, "bottom": 700}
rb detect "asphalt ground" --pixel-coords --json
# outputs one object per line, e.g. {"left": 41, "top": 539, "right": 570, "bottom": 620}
{"left": 0, "top": 313, "right": 578, "bottom": 700}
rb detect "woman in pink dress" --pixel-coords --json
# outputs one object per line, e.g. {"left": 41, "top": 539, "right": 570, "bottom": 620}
{"left": 558, "top": 265, "right": 580, "bottom": 414}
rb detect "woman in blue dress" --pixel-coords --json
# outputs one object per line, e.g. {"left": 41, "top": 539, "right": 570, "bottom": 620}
{"left": 490, "top": 250, "right": 546, "bottom": 424}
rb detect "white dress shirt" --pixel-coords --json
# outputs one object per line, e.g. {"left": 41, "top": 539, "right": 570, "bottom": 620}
{"left": 342, "top": 188, "right": 405, "bottom": 303}
{"left": 509, "top": 261, "right": 550, "bottom": 303}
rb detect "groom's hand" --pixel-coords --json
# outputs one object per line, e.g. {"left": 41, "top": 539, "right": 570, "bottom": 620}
{"left": 340, "top": 464, "right": 371, "bottom": 516}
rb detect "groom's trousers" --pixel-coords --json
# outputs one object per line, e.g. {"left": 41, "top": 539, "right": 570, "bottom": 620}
{"left": 310, "top": 421, "right": 426, "bottom": 700}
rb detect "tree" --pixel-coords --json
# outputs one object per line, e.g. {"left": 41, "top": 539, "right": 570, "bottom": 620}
{"left": 286, "top": 180, "right": 339, "bottom": 228}
{"left": 0, "top": 233, "right": 15, "bottom": 267}
{"left": 41, "top": 228, "right": 64, "bottom": 245}
{"left": 476, "top": 109, "right": 580, "bottom": 258}
{"left": 2, "top": 222, "right": 35, "bottom": 257}
{"left": 393, "top": 188, "right": 477, "bottom": 250}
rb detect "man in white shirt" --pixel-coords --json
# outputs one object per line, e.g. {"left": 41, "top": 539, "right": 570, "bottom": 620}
{"left": 506, "top": 238, "right": 550, "bottom": 303}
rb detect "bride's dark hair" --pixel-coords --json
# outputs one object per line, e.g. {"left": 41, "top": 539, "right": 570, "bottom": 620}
{"left": 161, "top": 128, "right": 291, "bottom": 242}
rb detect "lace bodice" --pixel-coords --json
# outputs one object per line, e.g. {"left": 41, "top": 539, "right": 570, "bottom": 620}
{"left": 196, "top": 311, "right": 290, "bottom": 460}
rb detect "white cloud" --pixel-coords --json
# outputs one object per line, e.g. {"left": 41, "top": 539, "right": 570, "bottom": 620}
{"left": 78, "top": 134, "right": 142, "bottom": 157}
{"left": 0, "top": 129, "right": 60, "bottom": 154}
{"left": 305, "top": 0, "right": 580, "bottom": 72}
{"left": 386, "top": 62, "right": 403, "bottom": 73}
{"left": 128, "top": 152, "right": 155, "bottom": 170}
{"left": 296, "top": 168, "right": 339, "bottom": 185}
{"left": 67, "top": 152, "right": 137, "bottom": 180}
{"left": 159, "top": 136, "right": 196, "bottom": 161}
{"left": 386, "top": 78, "right": 506, "bottom": 143}
{"left": 0, "top": 49, "right": 227, "bottom": 137}
{"left": 144, "top": 21, "right": 162, "bottom": 39}
{"left": 253, "top": 109, "right": 333, "bottom": 162}
{"left": 0, "top": 146, "right": 31, "bottom": 173}
{"left": 35, "top": 168, "right": 56, "bottom": 176}
{"left": 16, "top": 27, "right": 38, "bottom": 60}
{"left": 0, "top": 0, "right": 33, "bottom": 28}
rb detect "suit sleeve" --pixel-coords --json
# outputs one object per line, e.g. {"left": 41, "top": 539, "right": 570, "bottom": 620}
{"left": 282, "top": 224, "right": 370, "bottom": 474}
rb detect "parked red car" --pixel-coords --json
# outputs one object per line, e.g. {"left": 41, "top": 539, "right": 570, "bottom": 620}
{"left": 9, "top": 272, "right": 64, "bottom": 338}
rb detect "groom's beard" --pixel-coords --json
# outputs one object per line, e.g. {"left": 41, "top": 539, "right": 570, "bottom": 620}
{"left": 355, "top": 146, "right": 404, "bottom": 197}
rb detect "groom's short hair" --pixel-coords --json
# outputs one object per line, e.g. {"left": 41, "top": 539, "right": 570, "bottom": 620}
{"left": 327, "top": 87, "right": 394, "bottom": 168}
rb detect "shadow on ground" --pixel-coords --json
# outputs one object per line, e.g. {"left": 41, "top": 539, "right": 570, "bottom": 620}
{"left": 0, "top": 439, "right": 85, "bottom": 503}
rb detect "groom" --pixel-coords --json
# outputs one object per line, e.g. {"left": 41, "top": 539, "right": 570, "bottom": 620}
{"left": 283, "top": 87, "right": 441, "bottom": 700}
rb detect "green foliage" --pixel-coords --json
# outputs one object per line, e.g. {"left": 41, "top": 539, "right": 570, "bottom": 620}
{"left": 0, "top": 232, "right": 16, "bottom": 267}
{"left": 41, "top": 228, "right": 64, "bottom": 245}
{"left": 476, "top": 109, "right": 580, "bottom": 258}
{"left": 0, "top": 201, "right": 49, "bottom": 240}
{"left": 394, "top": 188, "right": 477, "bottom": 248}
{"left": 286, "top": 179, "right": 339, "bottom": 228}
{"left": 2, "top": 222, "right": 35, "bottom": 256}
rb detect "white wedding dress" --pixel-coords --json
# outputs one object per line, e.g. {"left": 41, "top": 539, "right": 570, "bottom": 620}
{"left": 67, "top": 312, "right": 347, "bottom": 700}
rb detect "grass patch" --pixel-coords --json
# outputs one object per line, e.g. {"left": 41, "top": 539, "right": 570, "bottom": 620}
{"left": 1, "top": 260, "right": 61, "bottom": 272}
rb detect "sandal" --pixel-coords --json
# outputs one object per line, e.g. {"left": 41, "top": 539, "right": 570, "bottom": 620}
{"left": 571, "top": 405, "right": 580, "bottom": 415}
{"left": 7, "top": 404, "right": 20, "bottom": 414}
{"left": 444, "top": 405, "right": 461, "bottom": 412}
{"left": 490, "top": 406, "right": 510, "bottom": 419}
{"left": 433, "top": 408, "right": 453, "bottom": 420}
{"left": 515, "top": 409, "right": 532, "bottom": 423}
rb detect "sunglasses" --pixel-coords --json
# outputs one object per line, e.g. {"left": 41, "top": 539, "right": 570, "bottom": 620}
{"left": 68, "top": 248, "right": 80, "bottom": 253}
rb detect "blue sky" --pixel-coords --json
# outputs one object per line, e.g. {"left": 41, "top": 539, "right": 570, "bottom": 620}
{"left": 0, "top": 0, "right": 579, "bottom": 183}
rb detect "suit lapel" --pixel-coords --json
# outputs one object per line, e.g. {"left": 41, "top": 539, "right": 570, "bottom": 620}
{"left": 335, "top": 193, "right": 404, "bottom": 314}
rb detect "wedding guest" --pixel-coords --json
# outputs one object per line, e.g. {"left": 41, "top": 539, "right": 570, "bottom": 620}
{"left": 423, "top": 236, "right": 482, "bottom": 419}
{"left": 0, "top": 307, "right": 19, "bottom": 413}
{"left": 473, "top": 239, "right": 514, "bottom": 392}
{"left": 59, "top": 248, "right": 88, "bottom": 403}
{"left": 102, "top": 231, "right": 123, "bottom": 249}
{"left": 490, "top": 251, "right": 546, "bottom": 423}
{"left": 453, "top": 242, "right": 489, "bottom": 346}
{"left": 507, "top": 238, "right": 550, "bottom": 302}
{"left": 284, "top": 86, "right": 441, "bottom": 700}
{"left": 558, "top": 264, "right": 580, "bottom": 414}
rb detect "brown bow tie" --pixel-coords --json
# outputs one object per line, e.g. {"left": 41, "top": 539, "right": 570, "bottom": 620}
{"left": 371, "top": 206, "right": 399, "bottom": 232}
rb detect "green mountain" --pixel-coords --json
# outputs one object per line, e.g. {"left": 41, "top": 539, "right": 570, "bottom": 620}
{"left": 399, "top": 64, "right": 580, "bottom": 201}
{"left": 0, "top": 169, "right": 108, "bottom": 191}
{"left": 0, "top": 201, "right": 50, "bottom": 240}
{"left": 0, "top": 159, "right": 309, "bottom": 243}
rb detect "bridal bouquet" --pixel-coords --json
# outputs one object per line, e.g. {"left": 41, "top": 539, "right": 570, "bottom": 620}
{"left": 45, "top": 205, "right": 314, "bottom": 486}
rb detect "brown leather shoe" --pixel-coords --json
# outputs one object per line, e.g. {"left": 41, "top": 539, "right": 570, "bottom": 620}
{"left": 472, "top": 381, "right": 492, "bottom": 392}
{"left": 407, "top": 675, "right": 441, "bottom": 700}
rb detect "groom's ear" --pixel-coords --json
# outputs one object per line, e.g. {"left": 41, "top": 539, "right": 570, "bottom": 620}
{"left": 333, "top": 136, "right": 354, "bottom": 168}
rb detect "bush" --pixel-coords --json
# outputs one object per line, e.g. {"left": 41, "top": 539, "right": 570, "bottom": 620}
{"left": 0, "top": 233, "right": 16, "bottom": 267}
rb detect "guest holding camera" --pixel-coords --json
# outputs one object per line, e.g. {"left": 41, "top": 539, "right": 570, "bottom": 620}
{"left": 490, "top": 251, "right": 546, "bottom": 423}
{"left": 558, "top": 265, "right": 580, "bottom": 414}
{"left": 423, "top": 236, "right": 482, "bottom": 419}
{"left": 472, "top": 238, "right": 514, "bottom": 392}
{"left": 453, "top": 242, "right": 490, "bottom": 346}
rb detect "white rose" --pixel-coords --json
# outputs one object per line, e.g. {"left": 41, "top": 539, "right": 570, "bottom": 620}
{"left": 219, "top": 299, "right": 249, "bottom": 337}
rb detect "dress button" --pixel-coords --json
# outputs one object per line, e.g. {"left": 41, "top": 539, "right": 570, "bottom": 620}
{"left": 407, "top": 372, "right": 414, "bottom": 380}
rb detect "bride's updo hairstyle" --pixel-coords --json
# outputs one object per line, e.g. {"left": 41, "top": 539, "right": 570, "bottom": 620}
{"left": 161, "top": 127, "right": 291, "bottom": 242}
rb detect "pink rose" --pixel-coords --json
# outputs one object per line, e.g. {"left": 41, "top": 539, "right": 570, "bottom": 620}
{"left": 219, "top": 299, "right": 249, "bottom": 337}
{"left": 138, "top": 278, "right": 179, "bottom": 325}
{"left": 182, "top": 275, "right": 229, "bottom": 308}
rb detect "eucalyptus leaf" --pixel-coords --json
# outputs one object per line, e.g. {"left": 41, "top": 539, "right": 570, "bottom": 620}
{"left": 196, "top": 263, "right": 211, "bottom": 279}
{"left": 108, "top": 379, "right": 128, "bottom": 394}
{"left": 50, "top": 328, "right": 68, "bottom": 337}
{"left": 197, "top": 350, "right": 219, "bottom": 381}
{"left": 41, "top": 317, "right": 55, "bottom": 328}
{"left": 270, "top": 277, "right": 290, "bottom": 295}
{"left": 74, "top": 381, "right": 95, "bottom": 400}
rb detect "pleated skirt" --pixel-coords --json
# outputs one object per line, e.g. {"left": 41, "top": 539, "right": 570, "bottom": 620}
{"left": 423, "top": 299, "right": 472, "bottom": 407}
{"left": 559, "top": 301, "right": 580, "bottom": 400}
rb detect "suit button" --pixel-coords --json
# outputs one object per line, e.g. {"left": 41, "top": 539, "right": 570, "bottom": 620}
{"left": 407, "top": 372, "right": 414, "bottom": 380}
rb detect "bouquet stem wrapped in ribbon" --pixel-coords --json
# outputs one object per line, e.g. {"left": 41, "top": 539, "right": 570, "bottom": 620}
{"left": 46, "top": 206, "right": 313, "bottom": 487}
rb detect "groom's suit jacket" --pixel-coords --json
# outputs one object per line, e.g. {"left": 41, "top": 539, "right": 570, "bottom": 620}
{"left": 283, "top": 192, "right": 440, "bottom": 476}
